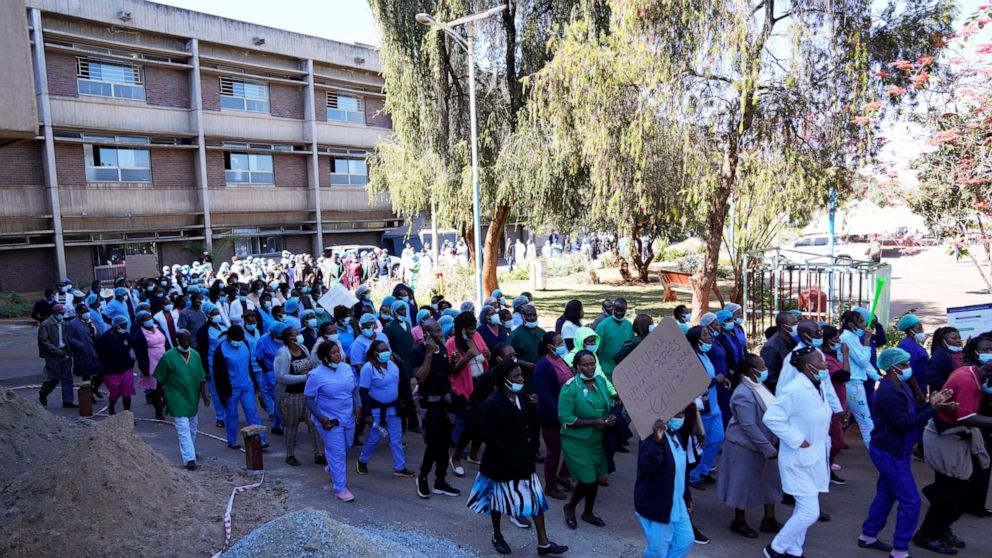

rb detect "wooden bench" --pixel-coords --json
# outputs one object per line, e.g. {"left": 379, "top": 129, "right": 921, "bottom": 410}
{"left": 659, "top": 270, "right": 725, "bottom": 305}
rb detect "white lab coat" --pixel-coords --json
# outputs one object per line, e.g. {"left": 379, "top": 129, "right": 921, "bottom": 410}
{"left": 777, "top": 346, "right": 843, "bottom": 413}
{"left": 227, "top": 298, "right": 255, "bottom": 326}
{"left": 152, "top": 308, "right": 180, "bottom": 349}
{"left": 763, "top": 374, "right": 832, "bottom": 497}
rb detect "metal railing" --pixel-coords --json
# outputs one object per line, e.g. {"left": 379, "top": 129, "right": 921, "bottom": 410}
{"left": 743, "top": 248, "right": 890, "bottom": 338}
{"left": 93, "top": 263, "right": 126, "bottom": 284}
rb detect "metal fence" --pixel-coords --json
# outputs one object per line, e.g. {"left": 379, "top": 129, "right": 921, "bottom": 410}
{"left": 93, "top": 263, "right": 127, "bottom": 284}
{"left": 742, "top": 248, "right": 891, "bottom": 339}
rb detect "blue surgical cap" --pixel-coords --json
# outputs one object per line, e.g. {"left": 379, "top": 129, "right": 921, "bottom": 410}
{"left": 897, "top": 313, "right": 921, "bottom": 332}
{"left": 877, "top": 348, "right": 910, "bottom": 371}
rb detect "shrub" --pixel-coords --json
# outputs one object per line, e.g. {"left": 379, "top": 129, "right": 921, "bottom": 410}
{"left": 0, "top": 292, "right": 31, "bottom": 319}
{"left": 598, "top": 252, "right": 619, "bottom": 268}
{"left": 547, "top": 254, "right": 587, "bottom": 277}
{"left": 675, "top": 254, "right": 704, "bottom": 273}
{"left": 499, "top": 267, "right": 530, "bottom": 282}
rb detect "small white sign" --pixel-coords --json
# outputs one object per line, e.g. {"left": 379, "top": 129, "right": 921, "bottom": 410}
{"left": 947, "top": 303, "right": 992, "bottom": 340}
{"left": 317, "top": 283, "right": 358, "bottom": 315}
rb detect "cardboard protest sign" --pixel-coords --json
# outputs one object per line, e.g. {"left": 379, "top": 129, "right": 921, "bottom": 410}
{"left": 317, "top": 283, "right": 359, "bottom": 314}
{"left": 611, "top": 317, "right": 711, "bottom": 438}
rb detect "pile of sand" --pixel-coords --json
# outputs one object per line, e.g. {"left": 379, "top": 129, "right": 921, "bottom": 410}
{"left": 221, "top": 508, "right": 477, "bottom": 558}
{"left": 2, "top": 412, "right": 288, "bottom": 558}
{"left": 0, "top": 386, "right": 81, "bottom": 488}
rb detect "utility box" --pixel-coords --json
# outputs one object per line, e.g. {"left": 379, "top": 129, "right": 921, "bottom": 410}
{"left": 530, "top": 260, "right": 546, "bottom": 291}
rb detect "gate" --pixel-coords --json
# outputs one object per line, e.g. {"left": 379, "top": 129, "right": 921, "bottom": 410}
{"left": 742, "top": 248, "right": 891, "bottom": 340}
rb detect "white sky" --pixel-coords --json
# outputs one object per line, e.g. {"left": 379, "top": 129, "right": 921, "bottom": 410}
{"left": 151, "top": 0, "right": 381, "bottom": 45}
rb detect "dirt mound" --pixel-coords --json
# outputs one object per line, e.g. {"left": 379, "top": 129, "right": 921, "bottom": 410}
{"left": 2, "top": 412, "right": 288, "bottom": 558}
{"left": 0, "top": 386, "right": 81, "bottom": 488}
{"left": 222, "top": 508, "right": 477, "bottom": 558}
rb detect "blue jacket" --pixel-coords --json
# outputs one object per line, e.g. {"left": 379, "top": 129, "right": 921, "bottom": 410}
{"left": 533, "top": 356, "right": 564, "bottom": 428}
{"left": 213, "top": 339, "right": 258, "bottom": 404}
{"left": 870, "top": 378, "right": 935, "bottom": 458}
{"left": 65, "top": 317, "right": 101, "bottom": 377}
{"left": 635, "top": 432, "right": 691, "bottom": 524}
{"left": 926, "top": 347, "right": 957, "bottom": 392}
{"left": 254, "top": 333, "right": 282, "bottom": 374}
{"left": 105, "top": 298, "right": 132, "bottom": 330}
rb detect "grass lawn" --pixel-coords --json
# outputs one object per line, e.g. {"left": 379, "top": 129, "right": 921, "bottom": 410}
{"left": 500, "top": 267, "right": 687, "bottom": 329}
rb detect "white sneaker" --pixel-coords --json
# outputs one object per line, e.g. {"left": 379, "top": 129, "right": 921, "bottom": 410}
{"left": 449, "top": 458, "right": 465, "bottom": 477}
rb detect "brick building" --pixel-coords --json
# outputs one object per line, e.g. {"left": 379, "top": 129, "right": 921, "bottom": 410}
{"left": 0, "top": 0, "right": 398, "bottom": 292}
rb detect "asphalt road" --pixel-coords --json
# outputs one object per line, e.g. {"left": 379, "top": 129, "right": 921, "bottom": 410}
{"left": 5, "top": 374, "right": 991, "bottom": 558}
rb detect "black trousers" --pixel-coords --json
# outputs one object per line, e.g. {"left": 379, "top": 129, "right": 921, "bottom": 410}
{"left": 918, "top": 467, "right": 973, "bottom": 539}
{"left": 420, "top": 404, "right": 451, "bottom": 482}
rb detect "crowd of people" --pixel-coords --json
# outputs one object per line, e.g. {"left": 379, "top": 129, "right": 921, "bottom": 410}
{"left": 31, "top": 251, "right": 992, "bottom": 558}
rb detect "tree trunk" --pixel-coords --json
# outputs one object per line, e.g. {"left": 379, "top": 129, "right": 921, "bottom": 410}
{"left": 693, "top": 137, "right": 737, "bottom": 321}
{"left": 631, "top": 234, "right": 654, "bottom": 283}
{"left": 483, "top": 205, "right": 512, "bottom": 295}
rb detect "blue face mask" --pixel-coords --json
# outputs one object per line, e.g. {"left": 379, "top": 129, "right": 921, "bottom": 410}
{"left": 853, "top": 328, "right": 865, "bottom": 339}
{"left": 489, "top": 314, "right": 501, "bottom": 325}
{"left": 381, "top": 314, "right": 392, "bottom": 322}
{"left": 678, "top": 322, "right": 689, "bottom": 334}
{"left": 895, "top": 366, "right": 913, "bottom": 382}
{"left": 245, "top": 324, "right": 256, "bottom": 332}
{"left": 756, "top": 369, "right": 769, "bottom": 383}
{"left": 524, "top": 320, "right": 539, "bottom": 329}
{"left": 554, "top": 345, "right": 568, "bottom": 357}
{"left": 177, "top": 345, "right": 190, "bottom": 353}
{"left": 306, "top": 319, "right": 317, "bottom": 328}
{"left": 504, "top": 320, "right": 514, "bottom": 328}
{"left": 810, "top": 338, "right": 823, "bottom": 348}
{"left": 361, "top": 328, "right": 375, "bottom": 339}
{"left": 142, "top": 320, "right": 154, "bottom": 329}
{"left": 230, "top": 340, "right": 242, "bottom": 348}
{"left": 979, "top": 353, "right": 992, "bottom": 364}
{"left": 377, "top": 351, "right": 391, "bottom": 363}
{"left": 946, "top": 344, "right": 963, "bottom": 353}
{"left": 832, "top": 342, "right": 842, "bottom": 354}
{"left": 506, "top": 380, "right": 524, "bottom": 393}
{"left": 817, "top": 369, "right": 830, "bottom": 382}
{"left": 699, "top": 342, "right": 712, "bottom": 353}
{"left": 723, "top": 322, "right": 735, "bottom": 331}
{"left": 667, "top": 417, "right": 685, "bottom": 431}
{"left": 710, "top": 327, "right": 720, "bottom": 337}
{"left": 612, "top": 314, "right": 624, "bottom": 322}
{"left": 734, "top": 317, "right": 743, "bottom": 326}
{"left": 648, "top": 324, "right": 656, "bottom": 333}
{"left": 982, "top": 382, "right": 992, "bottom": 395}
{"left": 302, "top": 288, "right": 312, "bottom": 294}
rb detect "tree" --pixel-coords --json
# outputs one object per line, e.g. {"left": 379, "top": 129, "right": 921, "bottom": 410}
{"left": 522, "top": 17, "right": 705, "bottom": 282}
{"left": 368, "top": 0, "right": 587, "bottom": 295}
{"left": 905, "top": 5, "right": 992, "bottom": 292}
{"left": 616, "top": 0, "right": 954, "bottom": 318}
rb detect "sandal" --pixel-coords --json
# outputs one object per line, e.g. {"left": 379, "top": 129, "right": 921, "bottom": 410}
{"left": 581, "top": 513, "right": 606, "bottom": 527}
{"left": 563, "top": 504, "right": 577, "bottom": 529}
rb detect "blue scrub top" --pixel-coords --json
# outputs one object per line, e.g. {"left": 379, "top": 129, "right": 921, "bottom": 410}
{"left": 304, "top": 363, "right": 357, "bottom": 427}
{"left": 359, "top": 360, "right": 399, "bottom": 405}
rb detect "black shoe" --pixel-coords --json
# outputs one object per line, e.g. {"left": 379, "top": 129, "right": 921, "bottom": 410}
{"left": 830, "top": 471, "right": 847, "bottom": 485}
{"left": 285, "top": 455, "right": 301, "bottom": 466}
{"left": 270, "top": 427, "right": 284, "bottom": 436}
{"left": 39, "top": 393, "right": 48, "bottom": 407}
{"left": 492, "top": 536, "right": 512, "bottom": 555}
{"left": 416, "top": 476, "right": 431, "bottom": 499}
{"left": 356, "top": 460, "right": 369, "bottom": 475}
{"left": 818, "top": 512, "right": 831, "bottom": 522}
{"left": 701, "top": 473, "right": 717, "bottom": 484}
{"left": 216, "top": 420, "right": 224, "bottom": 428}
{"left": 763, "top": 544, "right": 787, "bottom": 558}
{"left": 393, "top": 468, "right": 416, "bottom": 478}
{"left": 941, "top": 529, "right": 966, "bottom": 549}
{"left": 185, "top": 461, "right": 197, "bottom": 471}
{"left": 692, "top": 525, "right": 709, "bottom": 545}
{"left": 433, "top": 481, "right": 461, "bottom": 496}
{"left": 260, "top": 443, "right": 270, "bottom": 450}
{"left": 227, "top": 443, "right": 242, "bottom": 450}
{"left": 857, "top": 538, "right": 893, "bottom": 552}
{"left": 760, "top": 518, "right": 783, "bottom": 534}
{"left": 314, "top": 455, "right": 327, "bottom": 465}
{"left": 537, "top": 542, "right": 569, "bottom": 555}
{"left": 563, "top": 505, "right": 577, "bottom": 529}
{"left": 689, "top": 481, "right": 707, "bottom": 491}
{"left": 913, "top": 533, "right": 958, "bottom": 555}
{"left": 730, "top": 520, "right": 759, "bottom": 538}
{"left": 62, "top": 402, "right": 78, "bottom": 408}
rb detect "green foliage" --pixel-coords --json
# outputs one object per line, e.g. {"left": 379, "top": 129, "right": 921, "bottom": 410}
{"left": 547, "top": 254, "right": 588, "bottom": 277}
{"left": 675, "top": 254, "right": 704, "bottom": 274}
{"left": 0, "top": 292, "right": 31, "bottom": 319}
{"left": 499, "top": 267, "right": 530, "bottom": 282}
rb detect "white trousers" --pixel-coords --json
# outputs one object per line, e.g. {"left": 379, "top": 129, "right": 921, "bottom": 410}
{"left": 771, "top": 493, "right": 819, "bottom": 556}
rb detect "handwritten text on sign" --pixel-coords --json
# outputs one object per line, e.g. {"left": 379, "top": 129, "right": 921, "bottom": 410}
{"left": 611, "top": 317, "right": 711, "bottom": 437}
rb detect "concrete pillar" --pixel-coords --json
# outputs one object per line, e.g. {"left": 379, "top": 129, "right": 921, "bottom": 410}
{"left": 304, "top": 59, "right": 324, "bottom": 255}
{"left": 188, "top": 38, "right": 213, "bottom": 250}
{"left": 29, "top": 8, "right": 66, "bottom": 279}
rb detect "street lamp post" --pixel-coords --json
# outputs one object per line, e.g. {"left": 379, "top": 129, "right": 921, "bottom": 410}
{"left": 416, "top": 5, "right": 506, "bottom": 310}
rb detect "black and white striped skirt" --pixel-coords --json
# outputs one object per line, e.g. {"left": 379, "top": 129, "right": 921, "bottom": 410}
{"left": 466, "top": 472, "right": 549, "bottom": 517}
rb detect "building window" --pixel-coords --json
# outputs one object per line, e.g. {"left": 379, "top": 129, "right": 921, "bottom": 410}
{"left": 330, "top": 158, "right": 368, "bottom": 185}
{"left": 233, "top": 229, "right": 283, "bottom": 257}
{"left": 76, "top": 57, "right": 145, "bottom": 100}
{"left": 224, "top": 152, "right": 274, "bottom": 184}
{"left": 327, "top": 93, "right": 365, "bottom": 123}
{"left": 219, "top": 77, "right": 270, "bottom": 112}
{"left": 84, "top": 142, "right": 152, "bottom": 182}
